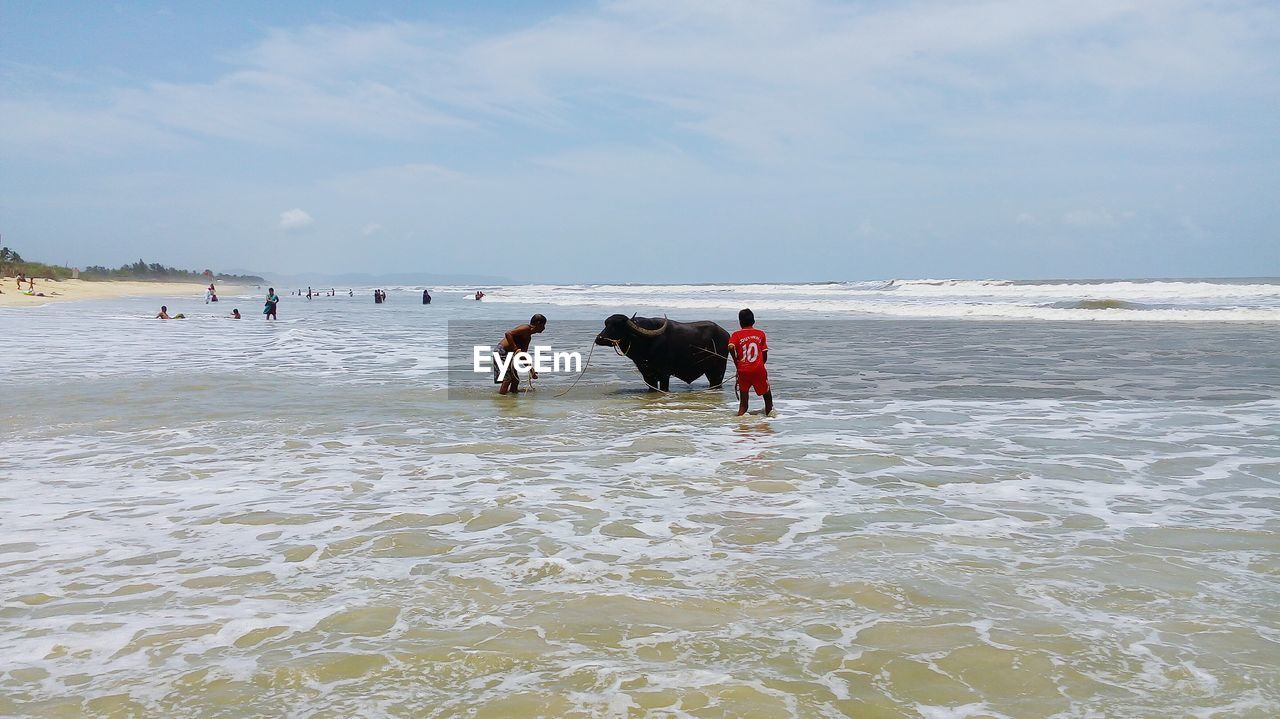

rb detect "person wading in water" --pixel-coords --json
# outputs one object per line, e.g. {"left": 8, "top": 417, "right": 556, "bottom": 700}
{"left": 493, "top": 314, "right": 547, "bottom": 395}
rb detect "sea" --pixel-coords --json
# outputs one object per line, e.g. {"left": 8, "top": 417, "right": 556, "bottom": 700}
{"left": 1, "top": 278, "right": 1278, "bottom": 718}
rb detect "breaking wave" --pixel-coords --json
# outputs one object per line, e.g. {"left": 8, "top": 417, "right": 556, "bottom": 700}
{"left": 477, "top": 278, "right": 1280, "bottom": 322}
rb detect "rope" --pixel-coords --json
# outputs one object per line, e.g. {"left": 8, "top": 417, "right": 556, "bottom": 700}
{"left": 551, "top": 341, "right": 599, "bottom": 397}
{"left": 692, "top": 343, "right": 741, "bottom": 400}
{"left": 612, "top": 339, "right": 671, "bottom": 394}
{"left": 553, "top": 335, "right": 738, "bottom": 398}
{"left": 556, "top": 337, "right": 674, "bottom": 395}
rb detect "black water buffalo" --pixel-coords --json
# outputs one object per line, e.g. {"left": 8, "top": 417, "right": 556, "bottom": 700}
{"left": 595, "top": 314, "right": 729, "bottom": 391}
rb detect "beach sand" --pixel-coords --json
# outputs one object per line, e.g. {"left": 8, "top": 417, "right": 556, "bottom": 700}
{"left": 0, "top": 278, "right": 253, "bottom": 308}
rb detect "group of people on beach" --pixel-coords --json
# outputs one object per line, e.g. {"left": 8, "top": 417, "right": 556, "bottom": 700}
{"left": 492, "top": 308, "right": 773, "bottom": 415}
{"left": 4, "top": 273, "right": 53, "bottom": 297}
{"left": 150, "top": 287, "right": 774, "bottom": 415}
{"left": 298, "top": 287, "right": 348, "bottom": 299}
{"left": 158, "top": 285, "right": 447, "bottom": 319}
{"left": 157, "top": 285, "right": 276, "bottom": 320}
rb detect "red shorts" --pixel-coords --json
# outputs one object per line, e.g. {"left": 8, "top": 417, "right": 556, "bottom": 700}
{"left": 736, "top": 367, "right": 770, "bottom": 396}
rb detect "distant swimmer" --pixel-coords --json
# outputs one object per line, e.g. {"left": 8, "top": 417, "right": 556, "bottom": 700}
{"left": 374, "top": 289, "right": 383, "bottom": 304}
{"left": 422, "top": 289, "right": 432, "bottom": 304}
{"left": 264, "top": 288, "right": 279, "bottom": 320}
{"left": 231, "top": 309, "right": 241, "bottom": 319}
{"left": 728, "top": 308, "right": 773, "bottom": 416}
{"left": 475, "top": 290, "right": 485, "bottom": 301}
{"left": 348, "top": 289, "right": 353, "bottom": 297}
{"left": 156, "top": 305, "right": 171, "bottom": 320}
{"left": 494, "top": 314, "right": 546, "bottom": 395}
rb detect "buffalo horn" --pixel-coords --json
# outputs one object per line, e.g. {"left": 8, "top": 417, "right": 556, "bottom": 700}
{"left": 626, "top": 315, "right": 668, "bottom": 337}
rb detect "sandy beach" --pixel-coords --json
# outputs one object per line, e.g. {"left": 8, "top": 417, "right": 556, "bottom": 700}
{"left": 0, "top": 278, "right": 254, "bottom": 308}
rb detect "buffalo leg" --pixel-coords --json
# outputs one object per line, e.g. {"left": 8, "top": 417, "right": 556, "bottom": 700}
{"left": 705, "top": 364, "right": 725, "bottom": 389}
{"left": 659, "top": 376, "right": 670, "bottom": 392}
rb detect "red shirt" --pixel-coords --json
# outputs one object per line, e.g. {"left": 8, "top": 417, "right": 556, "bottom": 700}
{"left": 728, "top": 327, "right": 768, "bottom": 372}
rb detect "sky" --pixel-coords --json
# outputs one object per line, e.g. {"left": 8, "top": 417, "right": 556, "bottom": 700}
{"left": 1, "top": 0, "right": 1277, "bottom": 283}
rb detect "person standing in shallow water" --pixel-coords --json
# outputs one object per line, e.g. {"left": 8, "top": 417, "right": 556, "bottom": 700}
{"left": 264, "top": 288, "right": 279, "bottom": 320}
{"left": 728, "top": 308, "right": 773, "bottom": 416}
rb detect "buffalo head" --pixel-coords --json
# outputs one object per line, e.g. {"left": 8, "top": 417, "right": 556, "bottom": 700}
{"left": 595, "top": 314, "right": 669, "bottom": 347}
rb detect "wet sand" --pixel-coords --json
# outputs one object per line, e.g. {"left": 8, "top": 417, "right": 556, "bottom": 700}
{"left": 0, "top": 279, "right": 254, "bottom": 308}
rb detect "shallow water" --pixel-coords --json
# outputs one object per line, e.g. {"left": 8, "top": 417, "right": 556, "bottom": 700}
{"left": 2, "top": 288, "right": 1278, "bottom": 718}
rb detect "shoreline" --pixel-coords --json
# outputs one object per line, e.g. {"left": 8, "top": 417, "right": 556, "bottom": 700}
{"left": 0, "top": 279, "right": 256, "bottom": 308}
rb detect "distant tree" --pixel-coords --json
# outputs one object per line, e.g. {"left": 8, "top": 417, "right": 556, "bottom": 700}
{"left": 39, "top": 255, "right": 261, "bottom": 283}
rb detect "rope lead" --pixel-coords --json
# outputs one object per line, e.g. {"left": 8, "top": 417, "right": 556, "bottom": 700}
{"left": 554, "top": 336, "right": 736, "bottom": 398}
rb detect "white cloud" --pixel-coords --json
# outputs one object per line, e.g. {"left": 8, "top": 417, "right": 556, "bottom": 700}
{"left": 278, "top": 208, "right": 314, "bottom": 231}
{"left": 1063, "top": 209, "right": 1110, "bottom": 227}
{"left": 3, "top": 1, "right": 1278, "bottom": 280}
{"left": 4, "top": 0, "right": 1276, "bottom": 159}
{"left": 1062, "top": 209, "right": 1135, "bottom": 227}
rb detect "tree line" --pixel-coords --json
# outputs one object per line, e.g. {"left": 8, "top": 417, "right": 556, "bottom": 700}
{"left": 1, "top": 246, "right": 264, "bottom": 283}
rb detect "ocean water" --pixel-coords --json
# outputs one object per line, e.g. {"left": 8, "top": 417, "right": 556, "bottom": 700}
{"left": 1, "top": 279, "right": 1278, "bottom": 718}
{"left": 479, "top": 278, "right": 1280, "bottom": 322}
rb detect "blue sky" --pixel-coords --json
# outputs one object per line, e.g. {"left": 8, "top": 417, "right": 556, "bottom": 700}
{"left": 2, "top": 0, "right": 1277, "bottom": 282}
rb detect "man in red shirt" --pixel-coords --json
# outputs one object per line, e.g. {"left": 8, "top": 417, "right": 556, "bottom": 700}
{"left": 727, "top": 308, "right": 774, "bottom": 416}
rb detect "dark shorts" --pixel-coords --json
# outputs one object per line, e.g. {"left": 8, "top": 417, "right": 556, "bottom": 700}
{"left": 493, "top": 346, "right": 518, "bottom": 385}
